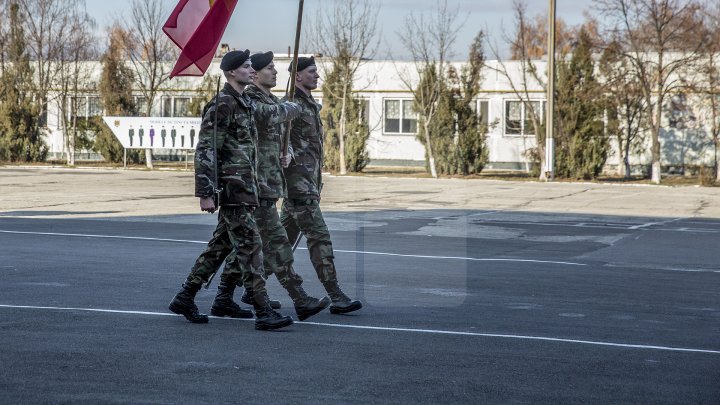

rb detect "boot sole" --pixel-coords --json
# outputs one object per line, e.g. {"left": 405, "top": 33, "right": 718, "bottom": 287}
{"left": 169, "top": 302, "right": 209, "bottom": 323}
{"left": 255, "top": 317, "right": 294, "bottom": 331}
{"left": 329, "top": 301, "right": 363, "bottom": 315}
{"left": 210, "top": 307, "right": 254, "bottom": 319}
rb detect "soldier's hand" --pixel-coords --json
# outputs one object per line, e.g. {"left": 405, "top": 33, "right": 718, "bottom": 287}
{"left": 200, "top": 197, "right": 216, "bottom": 213}
{"left": 283, "top": 101, "right": 302, "bottom": 118}
{"left": 280, "top": 153, "right": 291, "bottom": 168}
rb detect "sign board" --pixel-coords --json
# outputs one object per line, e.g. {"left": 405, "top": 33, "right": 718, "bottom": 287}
{"left": 102, "top": 116, "right": 202, "bottom": 150}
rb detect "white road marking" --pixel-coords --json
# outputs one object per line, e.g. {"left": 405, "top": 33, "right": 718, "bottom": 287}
{"left": 0, "top": 229, "right": 587, "bottom": 266}
{"left": 0, "top": 229, "right": 203, "bottom": 244}
{"left": 0, "top": 304, "right": 718, "bottom": 355}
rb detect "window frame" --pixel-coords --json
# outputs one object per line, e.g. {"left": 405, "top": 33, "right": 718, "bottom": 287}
{"left": 504, "top": 99, "right": 545, "bottom": 137}
{"left": 383, "top": 98, "right": 417, "bottom": 135}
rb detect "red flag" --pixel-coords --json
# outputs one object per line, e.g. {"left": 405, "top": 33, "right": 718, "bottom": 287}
{"left": 163, "top": 0, "right": 238, "bottom": 77}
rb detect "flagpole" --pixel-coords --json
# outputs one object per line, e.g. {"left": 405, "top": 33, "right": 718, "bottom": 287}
{"left": 283, "top": 0, "right": 305, "bottom": 156}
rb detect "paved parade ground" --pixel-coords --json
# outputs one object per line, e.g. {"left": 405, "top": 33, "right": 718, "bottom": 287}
{"left": 1, "top": 167, "right": 719, "bottom": 403}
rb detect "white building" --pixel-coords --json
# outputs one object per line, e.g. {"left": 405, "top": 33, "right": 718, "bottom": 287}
{"left": 42, "top": 55, "right": 717, "bottom": 173}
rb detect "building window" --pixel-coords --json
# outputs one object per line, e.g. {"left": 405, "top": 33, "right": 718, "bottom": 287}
{"left": 505, "top": 100, "right": 544, "bottom": 136}
{"left": 384, "top": 99, "right": 417, "bottom": 134}
{"left": 135, "top": 96, "right": 148, "bottom": 116}
{"left": 470, "top": 99, "right": 490, "bottom": 132}
{"left": 161, "top": 96, "right": 172, "bottom": 117}
{"left": 355, "top": 98, "right": 370, "bottom": 126}
{"left": 174, "top": 97, "right": 191, "bottom": 117}
{"left": 68, "top": 95, "right": 103, "bottom": 126}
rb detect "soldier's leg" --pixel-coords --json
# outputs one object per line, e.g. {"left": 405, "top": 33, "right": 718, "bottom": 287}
{"left": 258, "top": 200, "right": 302, "bottom": 285}
{"left": 185, "top": 216, "right": 233, "bottom": 285}
{"left": 258, "top": 199, "right": 329, "bottom": 320}
{"left": 284, "top": 199, "right": 362, "bottom": 314}
{"left": 169, "top": 215, "right": 232, "bottom": 323}
{"left": 234, "top": 200, "right": 286, "bottom": 309}
{"left": 222, "top": 206, "right": 293, "bottom": 330}
{"left": 280, "top": 199, "right": 302, "bottom": 248}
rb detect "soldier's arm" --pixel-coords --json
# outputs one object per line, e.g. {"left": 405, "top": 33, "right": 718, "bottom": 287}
{"left": 254, "top": 100, "right": 302, "bottom": 126}
{"left": 194, "top": 102, "right": 230, "bottom": 198}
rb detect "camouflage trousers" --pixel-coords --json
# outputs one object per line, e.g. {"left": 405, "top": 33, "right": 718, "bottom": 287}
{"left": 254, "top": 199, "right": 304, "bottom": 288}
{"left": 280, "top": 198, "right": 338, "bottom": 284}
{"left": 185, "top": 205, "right": 267, "bottom": 295}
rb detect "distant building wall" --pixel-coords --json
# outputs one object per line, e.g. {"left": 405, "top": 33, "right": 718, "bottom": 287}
{"left": 41, "top": 57, "right": 717, "bottom": 171}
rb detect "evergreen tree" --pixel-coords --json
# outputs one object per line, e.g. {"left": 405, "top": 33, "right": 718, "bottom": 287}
{"left": 554, "top": 28, "right": 608, "bottom": 179}
{"left": 0, "top": 2, "right": 47, "bottom": 162}
{"left": 94, "top": 26, "right": 139, "bottom": 163}
{"left": 416, "top": 32, "right": 489, "bottom": 176}
{"left": 321, "top": 53, "right": 370, "bottom": 173}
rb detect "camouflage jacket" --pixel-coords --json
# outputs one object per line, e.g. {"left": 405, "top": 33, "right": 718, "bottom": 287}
{"left": 195, "top": 82, "right": 259, "bottom": 206}
{"left": 282, "top": 88, "right": 323, "bottom": 199}
{"left": 246, "top": 85, "right": 301, "bottom": 200}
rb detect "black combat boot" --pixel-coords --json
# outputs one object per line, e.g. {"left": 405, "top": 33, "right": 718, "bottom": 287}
{"left": 210, "top": 281, "right": 254, "bottom": 319}
{"left": 286, "top": 284, "right": 331, "bottom": 321}
{"left": 169, "top": 282, "right": 209, "bottom": 323}
{"left": 249, "top": 289, "right": 294, "bottom": 331}
{"left": 323, "top": 281, "right": 362, "bottom": 314}
{"left": 240, "top": 289, "right": 281, "bottom": 309}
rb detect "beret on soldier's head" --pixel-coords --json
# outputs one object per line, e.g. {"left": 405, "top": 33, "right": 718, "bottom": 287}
{"left": 220, "top": 49, "right": 251, "bottom": 71}
{"left": 251, "top": 51, "right": 274, "bottom": 71}
{"left": 288, "top": 56, "right": 316, "bottom": 72}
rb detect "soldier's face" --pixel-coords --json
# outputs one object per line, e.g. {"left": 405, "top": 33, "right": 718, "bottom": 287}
{"left": 255, "top": 62, "right": 277, "bottom": 89}
{"left": 231, "top": 61, "right": 255, "bottom": 86}
{"left": 296, "top": 66, "right": 319, "bottom": 91}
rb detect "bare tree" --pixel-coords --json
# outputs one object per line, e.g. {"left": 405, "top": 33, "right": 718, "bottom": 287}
{"left": 487, "top": 1, "right": 557, "bottom": 178}
{"left": 397, "top": 0, "right": 463, "bottom": 178}
{"left": 55, "top": 6, "right": 98, "bottom": 165}
{"left": 595, "top": 0, "right": 707, "bottom": 184}
{"left": 600, "top": 39, "right": 648, "bottom": 179}
{"left": 123, "top": 0, "right": 175, "bottom": 169}
{"left": 19, "top": 0, "right": 83, "bottom": 128}
{"left": 0, "top": 0, "right": 8, "bottom": 75}
{"left": 309, "top": 0, "right": 380, "bottom": 174}
{"left": 697, "top": 1, "right": 720, "bottom": 182}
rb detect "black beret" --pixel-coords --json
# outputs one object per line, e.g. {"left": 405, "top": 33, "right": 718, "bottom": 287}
{"left": 220, "top": 49, "right": 250, "bottom": 71}
{"left": 288, "top": 56, "right": 316, "bottom": 72}
{"left": 251, "top": 51, "right": 274, "bottom": 71}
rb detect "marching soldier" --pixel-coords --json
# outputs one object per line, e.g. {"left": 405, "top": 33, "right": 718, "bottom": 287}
{"left": 242, "top": 51, "right": 331, "bottom": 321}
{"left": 282, "top": 56, "right": 362, "bottom": 314}
{"left": 168, "top": 49, "right": 293, "bottom": 331}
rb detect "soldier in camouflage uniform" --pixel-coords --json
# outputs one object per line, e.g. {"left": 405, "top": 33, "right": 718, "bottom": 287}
{"left": 281, "top": 56, "right": 362, "bottom": 314}
{"left": 168, "top": 50, "right": 293, "bottom": 331}
{"left": 242, "top": 51, "right": 331, "bottom": 321}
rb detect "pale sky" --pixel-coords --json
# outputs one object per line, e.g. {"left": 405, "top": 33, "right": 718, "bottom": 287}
{"left": 85, "top": 0, "right": 596, "bottom": 60}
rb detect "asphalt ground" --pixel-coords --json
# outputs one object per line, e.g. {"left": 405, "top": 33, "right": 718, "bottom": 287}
{"left": 0, "top": 167, "right": 719, "bottom": 404}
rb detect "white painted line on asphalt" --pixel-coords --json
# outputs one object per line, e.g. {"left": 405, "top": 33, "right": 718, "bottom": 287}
{"left": 332, "top": 248, "right": 587, "bottom": 266}
{"left": 0, "top": 303, "right": 718, "bottom": 355}
{"left": 628, "top": 217, "right": 684, "bottom": 230}
{"left": 0, "top": 229, "right": 587, "bottom": 266}
{"left": 0, "top": 229, "right": 204, "bottom": 244}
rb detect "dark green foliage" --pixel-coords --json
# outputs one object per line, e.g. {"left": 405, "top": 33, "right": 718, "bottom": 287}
{"left": 553, "top": 28, "right": 609, "bottom": 180}
{"left": 0, "top": 3, "right": 47, "bottom": 162}
{"left": 415, "top": 33, "right": 489, "bottom": 176}
{"left": 321, "top": 53, "right": 370, "bottom": 173}
{"left": 95, "top": 27, "right": 140, "bottom": 163}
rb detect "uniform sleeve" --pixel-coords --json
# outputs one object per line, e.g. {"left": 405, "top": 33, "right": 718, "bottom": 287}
{"left": 194, "top": 101, "right": 230, "bottom": 198}
{"left": 253, "top": 101, "right": 301, "bottom": 126}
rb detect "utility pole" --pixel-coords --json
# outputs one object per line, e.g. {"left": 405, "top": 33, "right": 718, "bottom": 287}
{"left": 545, "top": 0, "right": 556, "bottom": 181}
